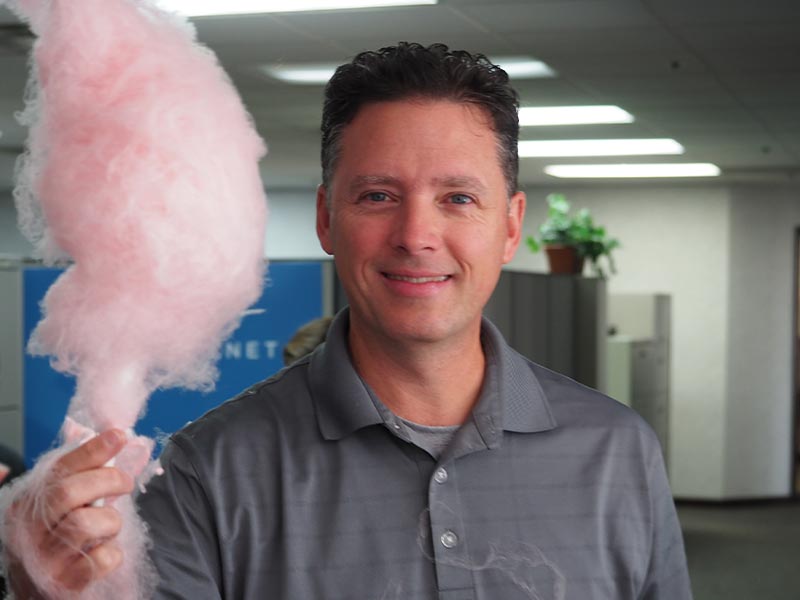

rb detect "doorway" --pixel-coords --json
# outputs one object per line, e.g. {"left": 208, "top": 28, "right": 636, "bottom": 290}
{"left": 793, "top": 228, "right": 800, "bottom": 496}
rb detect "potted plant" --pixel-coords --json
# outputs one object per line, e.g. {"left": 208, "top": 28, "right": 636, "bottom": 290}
{"left": 526, "top": 193, "right": 619, "bottom": 278}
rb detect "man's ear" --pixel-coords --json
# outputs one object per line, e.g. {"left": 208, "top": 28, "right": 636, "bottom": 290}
{"left": 316, "top": 184, "right": 334, "bottom": 255}
{"left": 502, "top": 191, "right": 526, "bottom": 264}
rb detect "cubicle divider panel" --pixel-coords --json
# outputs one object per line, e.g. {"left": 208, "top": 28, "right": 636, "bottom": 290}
{"left": 484, "top": 271, "right": 606, "bottom": 391}
{"left": 0, "top": 268, "right": 24, "bottom": 456}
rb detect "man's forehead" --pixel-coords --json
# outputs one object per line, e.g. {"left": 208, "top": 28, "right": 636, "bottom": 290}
{"left": 345, "top": 174, "right": 489, "bottom": 193}
{"left": 326, "top": 98, "right": 508, "bottom": 196}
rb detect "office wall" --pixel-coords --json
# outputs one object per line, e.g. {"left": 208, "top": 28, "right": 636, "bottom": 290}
{"left": 264, "top": 190, "right": 327, "bottom": 260}
{"left": 0, "top": 193, "right": 31, "bottom": 257}
{"left": 510, "top": 185, "right": 732, "bottom": 498}
{"left": 724, "top": 185, "right": 800, "bottom": 498}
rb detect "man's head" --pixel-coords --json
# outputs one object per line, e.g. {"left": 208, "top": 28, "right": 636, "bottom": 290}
{"left": 321, "top": 42, "right": 520, "bottom": 197}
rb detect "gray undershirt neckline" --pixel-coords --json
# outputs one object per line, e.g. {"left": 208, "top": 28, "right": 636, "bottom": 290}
{"left": 397, "top": 416, "right": 460, "bottom": 460}
{"left": 359, "top": 376, "right": 461, "bottom": 460}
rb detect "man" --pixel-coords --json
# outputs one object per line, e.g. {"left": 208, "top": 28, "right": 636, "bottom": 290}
{"left": 8, "top": 43, "right": 692, "bottom": 599}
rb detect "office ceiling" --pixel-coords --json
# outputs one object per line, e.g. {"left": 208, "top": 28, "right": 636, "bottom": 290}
{"left": 1, "top": 0, "right": 799, "bottom": 192}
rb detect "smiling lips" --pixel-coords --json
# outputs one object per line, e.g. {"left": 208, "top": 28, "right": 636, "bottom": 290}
{"left": 384, "top": 273, "right": 451, "bottom": 284}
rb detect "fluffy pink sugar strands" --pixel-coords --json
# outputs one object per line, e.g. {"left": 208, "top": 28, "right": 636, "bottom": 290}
{"left": 0, "top": 0, "right": 268, "bottom": 598}
{"left": 15, "top": 0, "right": 268, "bottom": 432}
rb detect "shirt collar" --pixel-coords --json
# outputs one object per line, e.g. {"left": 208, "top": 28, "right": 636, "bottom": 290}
{"left": 309, "top": 309, "right": 558, "bottom": 442}
{"left": 477, "top": 318, "right": 558, "bottom": 441}
{"left": 308, "top": 309, "right": 384, "bottom": 440}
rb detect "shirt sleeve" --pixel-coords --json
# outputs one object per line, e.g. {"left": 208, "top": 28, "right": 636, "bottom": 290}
{"left": 137, "top": 437, "right": 223, "bottom": 600}
{"left": 638, "top": 448, "right": 693, "bottom": 600}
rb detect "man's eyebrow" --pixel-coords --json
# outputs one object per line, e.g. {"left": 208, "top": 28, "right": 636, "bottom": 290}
{"left": 348, "top": 175, "right": 401, "bottom": 192}
{"left": 432, "top": 176, "right": 488, "bottom": 193}
{"left": 348, "top": 174, "right": 489, "bottom": 193}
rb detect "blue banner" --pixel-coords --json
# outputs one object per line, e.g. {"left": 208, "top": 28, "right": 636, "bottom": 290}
{"left": 22, "top": 261, "right": 325, "bottom": 465}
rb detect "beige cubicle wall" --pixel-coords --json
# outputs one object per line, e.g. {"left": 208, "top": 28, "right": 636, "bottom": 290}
{"left": 0, "top": 266, "right": 23, "bottom": 456}
{"left": 484, "top": 271, "right": 607, "bottom": 392}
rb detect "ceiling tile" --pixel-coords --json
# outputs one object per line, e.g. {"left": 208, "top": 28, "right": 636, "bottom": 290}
{"left": 542, "top": 51, "right": 708, "bottom": 77}
{"left": 506, "top": 26, "right": 685, "bottom": 56}
{"left": 275, "top": 5, "right": 486, "bottom": 41}
{"left": 645, "top": 0, "right": 800, "bottom": 25}
{"left": 0, "top": 7, "right": 20, "bottom": 25}
{"left": 753, "top": 107, "right": 800, "bottom": 131}
{"left": 515, "top": 79, "right": 603, "bottom": 106}
{"left": 454, "top": 0, "right": 658, "bottom": 33}
{"left": 575, "top": 74, "right": 735, "bottom": 107}
{"left": 675, "top": 23, "right": 800, "bottom": 52}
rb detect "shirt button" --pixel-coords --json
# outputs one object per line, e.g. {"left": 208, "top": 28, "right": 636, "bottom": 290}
{"left": 440, "top": 530, "right": 459, "bottom": 549}
{"left": 393, "top": 423, "right": 401, "bottom": 431}
{"left": 433, "top": 467, "right": 448, "bottom": 484}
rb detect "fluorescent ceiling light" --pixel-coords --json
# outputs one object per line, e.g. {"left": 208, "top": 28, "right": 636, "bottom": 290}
{"left": 157, "top": 0, "right": 437, "bottom": 16}
{"left": 518, "top": 138, "right": 684, "bottom": 157}
{"left": 262, "top": 64, "right": 337, "bottom": 84}
{"left": 544, "top": 163, "right": 721, "bottom": 178}
{"left": 519, "top": 105, "right": 634, "bottom": 126}
{"left": 492, "top": 57, "right": 556, "bottom": 79}
{"left": 263, "top": 56, "right": 556, "bottom": 85}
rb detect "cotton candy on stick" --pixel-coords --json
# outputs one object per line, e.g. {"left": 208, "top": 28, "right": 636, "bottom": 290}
{"left": 0, "top": 0, "right": 268, "bottom": 597}
{"left": 16, "top": 0, "right": 268, "bottom": 431}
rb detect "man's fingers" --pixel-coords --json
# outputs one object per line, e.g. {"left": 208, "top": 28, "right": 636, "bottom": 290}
{"left": 44, "top": 506, "right": 123, "bottom": 558}
{"left": 5, "top": 430, "right": 132, "bottom": 595}
{"left": 56, "top": 542, "right": 123, "bottom": 592}
{"left": 55, "top": 429, "right": 128, "bottom": 476}
{"left": 44, "top": 468, "right": 133, "bottom": 528}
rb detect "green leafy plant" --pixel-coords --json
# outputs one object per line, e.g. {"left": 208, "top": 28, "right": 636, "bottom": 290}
{"left": 526, "top": 193, "right": 620, "bottom": 278}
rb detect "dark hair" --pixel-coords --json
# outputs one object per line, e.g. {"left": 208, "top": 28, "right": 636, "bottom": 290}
{"left": 321, "top": 42, "right": 520, "bottom": 196}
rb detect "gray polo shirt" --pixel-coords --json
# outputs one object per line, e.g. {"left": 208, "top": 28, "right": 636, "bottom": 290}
{"left": 138, "top": 310, "right": 691, "bottom": 600}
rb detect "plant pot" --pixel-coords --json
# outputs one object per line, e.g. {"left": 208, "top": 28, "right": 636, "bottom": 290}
{"left": 545, "top": 244, "right": 584, "bottom": 275}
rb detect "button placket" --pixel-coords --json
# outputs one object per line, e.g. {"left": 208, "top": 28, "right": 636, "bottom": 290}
{"left": 427, "top": 462, "right": 472, "bottom": 592}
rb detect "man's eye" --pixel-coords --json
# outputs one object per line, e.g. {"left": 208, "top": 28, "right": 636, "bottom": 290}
{"left": 450, "top": 194, "right": 473, "bottom": 205}
{"left": 364, "top": 192, "right": 389, "bottom": 202}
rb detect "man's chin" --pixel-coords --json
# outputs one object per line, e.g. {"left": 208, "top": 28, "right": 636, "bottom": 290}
{"left": 377, "top": 316, "right": 471, "bottom": 346}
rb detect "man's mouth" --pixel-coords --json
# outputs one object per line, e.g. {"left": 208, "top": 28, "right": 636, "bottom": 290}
{"left": 384, "top": 273, "right": 450, "bottom": 284}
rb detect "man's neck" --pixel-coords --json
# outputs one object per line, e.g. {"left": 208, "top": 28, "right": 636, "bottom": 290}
{"left": 347, "top": 322, "right": 486, "bottom": 427}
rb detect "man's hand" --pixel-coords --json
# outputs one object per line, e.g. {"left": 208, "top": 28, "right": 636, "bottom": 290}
{"left": 6, "top": 429, "right": 134, "bottom": 596}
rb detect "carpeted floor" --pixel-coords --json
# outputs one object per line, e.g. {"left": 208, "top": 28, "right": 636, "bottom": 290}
{"left": 677, "top": 502, "right": 800, "bottom": 600}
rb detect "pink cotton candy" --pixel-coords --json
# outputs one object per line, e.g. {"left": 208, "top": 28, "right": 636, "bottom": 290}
{"left": 13, "top": 0, "right": 268, "bottom": 432}
{"left": 0, "top": 0, "right": 268, "bottom": 597}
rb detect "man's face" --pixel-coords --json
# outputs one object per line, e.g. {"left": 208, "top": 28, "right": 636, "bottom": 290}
{"left": 317, "top": 99, "right": 525, "bottom": 347}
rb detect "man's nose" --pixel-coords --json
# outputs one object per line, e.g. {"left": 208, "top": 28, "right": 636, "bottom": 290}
{"left": 389, "top": 198, "right": 441, "bottom": 254}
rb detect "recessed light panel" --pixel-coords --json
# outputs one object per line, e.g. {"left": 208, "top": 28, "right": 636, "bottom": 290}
{"left": 157, "top": 0, "right": 437, "bottom": 17}
{"left": 519, "top": 139, "right": 684, "bottom": 157}
{"left": 544, "top": 163, "right": 721, "bottom": 178}
{"left": 519, "top": 105, "right": 633, "bottom": 126}
{"left": 262, "top": 64, "right": 338, "bottom": 84}
{"left": 492, "top": 57, "right": 556, "bottom": 79}
{"left": 263, "top": 55, "right": 556, "bottom": 85}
